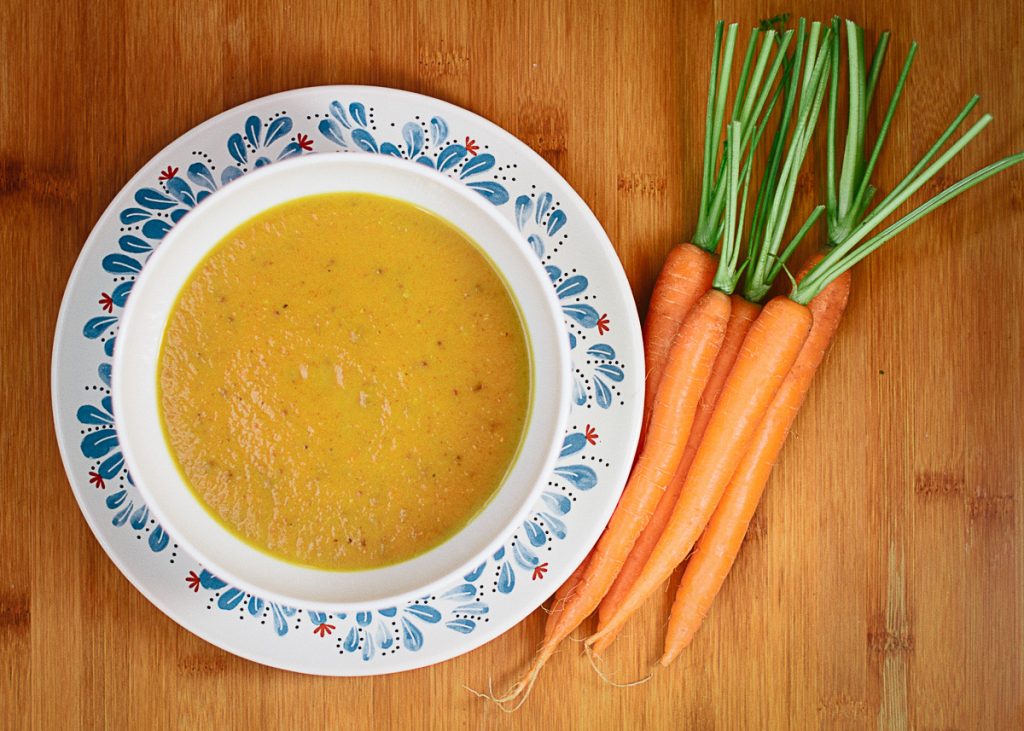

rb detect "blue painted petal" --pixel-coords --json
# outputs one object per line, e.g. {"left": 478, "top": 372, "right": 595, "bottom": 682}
{"left": 125, "top": 470, "right": 134, "bottom": 486}
{"left": 379, "top": 142, "right": 403, "bottom": 158}
{"left": 376, "top": 622, "right": 393, "bottom": 650}
{"left": 148, "top": 525, "right": 169, "bottom": 552}
{"left": 195, "top": 190, "right": 210, "bottom": 203}
{"left": 492, "top": 546, "right": 506, "bottom": 561}
{"left": 77, "top": 404, "right": 114, "bottom": 425}
{"left": 547, "top": 209, "right": 567, "bottom": 236}
{"left": 527, "top": 234, "right": 544, "bottom": 258}
{"left": 596, "top": 364, "right": 624, "bottom": 383}
{"left": 430, "top": 116, "right": 448, "bottom": 146}
{"left": 545, "top": 265, "right": 562, "bottom": 282}
{"left": 218, "top": 588, "right": 245, "bottom": 610}
{"left": 308, "top": 610, "right": 328, "bottom": 625}
{"left": 102, "top": 254, "right": 142, "bottom": 275}
{"left": 360, "top": 632, "right": 376, "bottom": 661}
{"left": 265, "top": 116, "right": 292, "bottom": 146}
{"left": 98, "top": 451, "right": 124, "bottom": 479}
{"left": 112, "top": 503, "right": 132, "bottom": 527}
{"left": 129, "top": 504, "right": 148, "bottom": 530}
{"left": 329, "top": 101, "right": 351, "bottom": 128}
{"left": 512, "top": 540, "right": 538, "bottom": 568}
{"left": 355, "top": 611, "right": 372, "bottom": 627}
{"left": 187, "top": 163, "right": 217, "bottom": 191}
{"left": 270, "top": 603, "right": 290, "bottom": 636}
{"left": 572, "top": 376, "right": 587, "bottom": 406}
{"left": 98, "top": 363, "right": 112, "bottom": 386}
{"left": 105, "top": 490, "right": 127, "bottom": 509}
{"left": 165, "top": 177, "right": 195, "bottom": 207}
{"left": 118, "top": 235, "right": 151, "bottom": 253}
{"left": 247, "top": 597, "right": 264, "bottom": 616}
{"left": 514, "top": 195, "right": 532, "bottom": 230}
{"left": 554, "top": 464, "right": 598, "bottom": 490}
{"left": 441, "top": 583, "right": 476, "bottom": 601}
{"left": 594, "top": 375, "right": 613, "bottom": 408}
{"left": 227, "top": 133, "right": 247, "bottom": 165}
{"left": 568, "top": 331, "right": 577, "bottom": 349}
{"left": 586, "top": 343, "right": 616, "bottom": 360}
{"left": 244, "top": 115, "right": 261, "bottom": 149}
{"left": 563, "top": 304, "right": 601, "bottom": 328}
{"left": 378, "top": 606, "right": 398, "bottom": 618}
{"left": 111, "top": 281, "right": 133, "bottom": 306}
{"left": 405, "top": 604, "right": 441, "bottom": 623}
{"left": 522, "top": 519, "right": 546, "bottom": 547}
{"left": 464, "top": 562, "right": 486, "bottom": 582}
{"left": 401, "top": 618, "right": 424, "bottom": 651}
{"left": 556, "top": 275, "right": 588, "bottom": 299}
{"left": 135, "top": 187, "right": 176, "bottom": 210}
{"left": 142, "top": 219, "right": 172, "bottom": 240}
{"left": 221, "top": 166, "right": 243, "bottom": 185}
{"left": 169, "top": 208, "right": 188, "bottom": 223}
{"left": 318, "top": 118, "right": 346, "bottom": 147}
{"left": 453, "top": 603, "right": 488, "bottom": 616}
{"left": 276, "top": 142, "right": 303, "bottom": 160}
{"left": 402, "top": 122, "right": 425, "bottom": 158}
{"left": 414, "top": 156, "right": 435, "bottom": 168}
{"left": 343, "top": 627, "right": 360, "bottom": 652}
{"left": 82, "top": 428, "right": 118, "bottom": 458}
{"left": 351, "top": 129, "right": 378, "bottom": 153}
{"left": 254, "top": 156, "right": 271, "bottom": 168}
{"left": 446, "top": 618, "right": 476, "bottom": 634}
{"left": 119, "top": 207, "right": 149, "bottom": 225}
{"left": 459, "top": 153, "right": 495, "bottom": 179}
{"left": 102, "top": 395, "right": 113, "bottom": 415}
{"left": 560, "top": 432, "right": 587, "bottom": 457}
{"left": 542, "top": 491, "right": 572, "bottom": 515}
{"left": 535, "top": 192, "right": 553, "bottom": 223}
{"left": 349, "top": 103, "right": 368, "bottom": 128}
{"left": 104, "top": 337, "right": 115, "bottom": 357}
{"left": 466, "top": 180, "right": 509, "bottom": 205}
{"left": 540, "top": 512, "right": 567, "bottom": 539}
{"left": 497, "top": 561, "right": 515, "bottom": 594}
{"left": 199, "top": 570, "right": 227, "bottom": 590}
{"left": 437, "top": 145, "right": 467, "bottom": 172}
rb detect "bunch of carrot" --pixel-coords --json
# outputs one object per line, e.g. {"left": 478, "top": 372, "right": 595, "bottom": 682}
{"left": 489, "top": 17, "right": 1023, "bottom": 709}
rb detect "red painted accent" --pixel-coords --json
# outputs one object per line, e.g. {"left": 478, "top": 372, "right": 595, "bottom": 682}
{"left": 185, "top": 570, "right": 201, "bottom": 592}
{"left": 532, "top": 562, "right": 549, "bottom": 580}
{"left": 596, "top": 313, "right": 610, "bottom": 335}
{"left": 465, "top": 137, "right": 479, "bottom": 156}
{"left": 296, "top": 133, "right": 313, "bottom": 151}
{"left": 313, "top": 623, "right": 336, "bottom": 637}
{"left": 88, "top": 471, "right": 106, "bottom": 490}
{"left": 98, "top": 292, "right": 113, "bottom": 313}
{"left": 584, "top": 424, "right": 599, "bottom": 445}
{"left": 158, "top": 166, "right": 179, "bottom": 181}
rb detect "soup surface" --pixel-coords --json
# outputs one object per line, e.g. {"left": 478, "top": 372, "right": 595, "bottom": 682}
{"left": 159, "top": 192, "right": 531, "bottom": 570}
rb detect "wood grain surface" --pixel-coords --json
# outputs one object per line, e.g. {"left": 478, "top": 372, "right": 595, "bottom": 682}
{"left": 2, "top": 0, "right": 1022, "bottom": 728}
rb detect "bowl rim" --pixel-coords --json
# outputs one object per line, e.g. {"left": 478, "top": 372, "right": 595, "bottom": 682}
{"left": 112, "top": 152, "right": 572, "bottom": 611}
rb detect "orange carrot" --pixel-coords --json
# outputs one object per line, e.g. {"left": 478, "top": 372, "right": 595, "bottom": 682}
{"left": 598, "top": 293, "right": 760, "bottom": 634}
{"left": 499, "top": 288, "right": 730, "bottom": 704}
{"left": 640, "top": 244, "right": 716, "bottom": 438}
{"left": 544, "top": 555, "right": 590, "bottom": 636}
{"left": 660, "top": 262, "right": 849, "bottom": 664}
{"left": 586, "top": 296, "right": 812, "bottom": 650}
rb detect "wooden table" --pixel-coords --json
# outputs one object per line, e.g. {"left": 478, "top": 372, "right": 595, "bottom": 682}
{"left": 3, "top": 0, "right": 1022, "bottom": 728}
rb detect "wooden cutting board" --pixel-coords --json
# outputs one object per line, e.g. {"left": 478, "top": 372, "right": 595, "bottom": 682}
{"left": 2, "top": 0, "right": 1021, "bottom": 727}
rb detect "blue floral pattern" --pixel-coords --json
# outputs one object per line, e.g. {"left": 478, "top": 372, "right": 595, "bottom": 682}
{"left": 57, "top": 89, "right": 638, "bottom": 672}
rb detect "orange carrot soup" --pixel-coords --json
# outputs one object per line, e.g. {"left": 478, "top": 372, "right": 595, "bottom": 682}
{"left": 158, "top": 192, "right": 531, "bottom": 570}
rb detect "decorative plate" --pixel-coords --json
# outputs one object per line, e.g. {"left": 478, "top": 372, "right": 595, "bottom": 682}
{"left": 51, "top": 86, "right": 642, "bottom": 675}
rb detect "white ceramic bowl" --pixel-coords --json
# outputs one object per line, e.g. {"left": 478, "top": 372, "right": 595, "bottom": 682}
{"left": 113, "top": 153, "right": 571, "bottom": 610}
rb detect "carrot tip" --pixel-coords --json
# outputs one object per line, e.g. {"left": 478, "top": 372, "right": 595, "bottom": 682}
{"left": 584, "top": 645, "right": 653, "bottom": 688}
